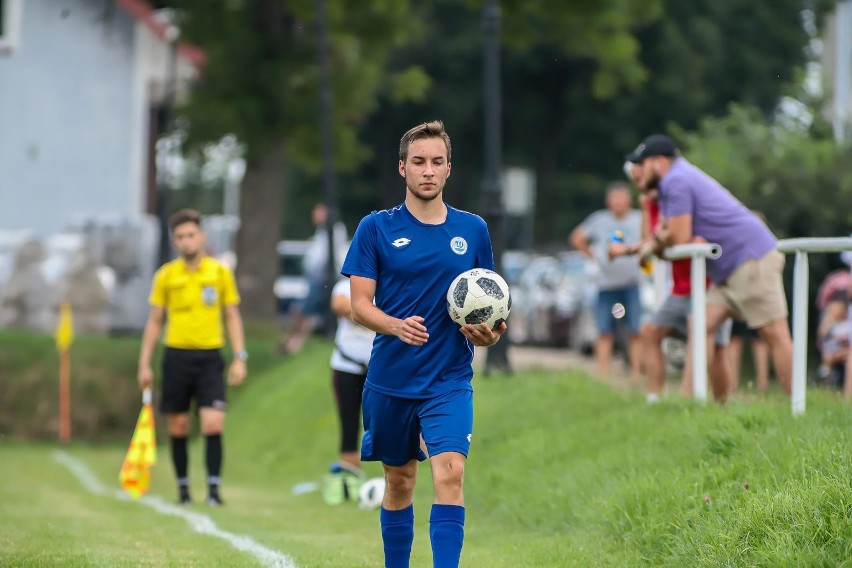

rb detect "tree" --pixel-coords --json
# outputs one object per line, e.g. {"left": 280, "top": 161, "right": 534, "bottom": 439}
{"left": 164, "top": 0, "right": 419, "bottom": 320}
{"left": 347, "top": 0, "right": 833, "bottom": 246}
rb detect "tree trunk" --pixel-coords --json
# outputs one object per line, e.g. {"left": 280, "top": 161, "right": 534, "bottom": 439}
{"left": 236, "top": 143, "right": 286, "bottom": 322}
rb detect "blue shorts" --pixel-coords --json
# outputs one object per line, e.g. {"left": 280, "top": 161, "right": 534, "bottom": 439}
{"left": 297, "top": 281, "right": 326, "bottom": 317}
{"left": 361, "top": 385, "right": 473, "bottom": 466}
{"left": 595, "top": 285, "right": 641, "bottom": 335}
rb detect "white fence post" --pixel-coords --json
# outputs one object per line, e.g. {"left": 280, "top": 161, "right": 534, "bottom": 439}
{"left": 690, "top": 254, "right": 708, "bottom": 403}
{"left": 664, "top": 243, "right": 722, "bottom": 403}
{"left": 791, "top": 250, "right": 809, "bottom": 416}
{"left": 652, "top": 256, "right": 669, "bottom": 309}
{"left": 776, "top": 237, "right": 852, "bottom": 416}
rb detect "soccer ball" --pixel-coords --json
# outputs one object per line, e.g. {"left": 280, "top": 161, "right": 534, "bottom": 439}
{"left": 446, "top": 268, "right": 511, "bottom": 330}
{"left": 358, "top": 477, "right": 385, "bottom": 510}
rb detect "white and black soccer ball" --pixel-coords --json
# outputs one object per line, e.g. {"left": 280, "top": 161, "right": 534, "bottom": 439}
{"left": 446, "top": 268, "right": 511, "bottom": 330}
{"left": 358, "top": 477, "right": 386, "bottom": 510}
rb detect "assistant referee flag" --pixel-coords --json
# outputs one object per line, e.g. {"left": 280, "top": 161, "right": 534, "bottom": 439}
{"left": 119, "top": 389, "right": 157, "bottom": 498}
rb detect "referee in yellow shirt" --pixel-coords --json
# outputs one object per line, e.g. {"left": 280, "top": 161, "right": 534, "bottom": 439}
{"left": 137, "top": 209, "right": 247, "bottom": 505}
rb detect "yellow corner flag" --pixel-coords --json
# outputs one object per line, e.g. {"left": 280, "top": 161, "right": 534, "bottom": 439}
{"left": 55, "top": 303, "right": 74, "bottom": 353}
{"left": 119, "top": 389, "right": 157, "bottom": 499}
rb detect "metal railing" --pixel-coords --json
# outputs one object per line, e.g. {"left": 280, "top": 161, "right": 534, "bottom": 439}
{"left": 664, "top": 237, "right": 852, "bottom": 413}
{"left": 776, "top": 237, "right": 852, "bottom": 415}
{"left": 663, "top": 243, "right": 722, "bottom": 403}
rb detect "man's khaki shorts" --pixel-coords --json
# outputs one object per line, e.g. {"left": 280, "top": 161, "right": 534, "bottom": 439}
{"left": 706, "top": 249, "right": 787, "bottom": 329}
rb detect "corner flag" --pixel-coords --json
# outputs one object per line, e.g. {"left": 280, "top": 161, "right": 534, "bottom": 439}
{"left": 119, "top": 389, "right": 157, "bottom": 498}
{"left": 55, "top": 303, "right": 74, "bottom": 442}
{"left": 55, "top": 303, "right": 74, "bottom": 353}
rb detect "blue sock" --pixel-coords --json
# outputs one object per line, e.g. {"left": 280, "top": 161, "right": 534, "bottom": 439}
{"left": 429, "top": 504, "right": 465, "bottom": 568}
{"left": 380, "top": 504, "right": 414, "bottom": 568}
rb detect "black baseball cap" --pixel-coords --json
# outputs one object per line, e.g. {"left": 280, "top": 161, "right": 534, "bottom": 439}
{"left": 625, "top": 134, "right": 678, "bottom": 163}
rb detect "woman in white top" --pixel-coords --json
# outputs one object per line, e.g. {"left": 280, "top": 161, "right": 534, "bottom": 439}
{"left": 323, "top": 278, "right": 375, "bottom": 504}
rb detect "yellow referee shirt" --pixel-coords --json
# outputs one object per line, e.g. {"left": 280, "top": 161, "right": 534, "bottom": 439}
{"left": 149, "top": 256, "right": 240, "bottom": 349}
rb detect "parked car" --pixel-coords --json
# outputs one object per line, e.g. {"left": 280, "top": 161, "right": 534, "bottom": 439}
{"left": 509, "top": 250, "right": 658, "bottom": 350}
{"left": 507, "top": 254, "right": 567, "bottom": 346}
{"left": 501, "top": 250, "right": 534, "bottom": 287}
{"left": 274, "top": 240, "right": 310, "bottom": 315}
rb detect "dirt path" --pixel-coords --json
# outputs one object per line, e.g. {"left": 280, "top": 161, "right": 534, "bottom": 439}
{"left": 473, "top": 345, "right": 635, "bottom": 390}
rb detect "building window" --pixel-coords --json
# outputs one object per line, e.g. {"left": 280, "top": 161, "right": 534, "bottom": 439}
{"left": 0, "top": 0, "right": 22, "bottom": 54}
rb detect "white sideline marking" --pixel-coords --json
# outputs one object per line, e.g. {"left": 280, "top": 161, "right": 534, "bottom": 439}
{"left": 53, "top": 451, "right": 298, "bottom": 568}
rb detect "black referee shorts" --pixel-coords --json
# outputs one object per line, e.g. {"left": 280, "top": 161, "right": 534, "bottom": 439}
{"left": 161, "top": 347, "right": 227, "bottom": 413}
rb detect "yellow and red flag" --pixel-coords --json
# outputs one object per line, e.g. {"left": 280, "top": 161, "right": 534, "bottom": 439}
{"left": 119, "top": 389, "right": 157, "bottom": 498}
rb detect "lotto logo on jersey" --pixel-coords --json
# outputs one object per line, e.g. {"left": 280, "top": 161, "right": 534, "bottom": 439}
{"left": 450, "top": 237, "right": 468, "bottom": 255}
{"left": 392, "top": 237, "right": 411, "bottom": 248}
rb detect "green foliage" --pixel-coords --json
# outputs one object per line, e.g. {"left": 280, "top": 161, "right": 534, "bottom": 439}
{"left": 496, "top": 0, "right": 663, "bottom": 97}
{"left": 343, "top": 0, "right": 830, "bottom": 246}
{"left": 0, "top": 325, "right": 283, "bottom": 441}
{"left": 171, "top": 0, "right": 416, "bottom": 175}
{"left": 160, "top": 1, "right": 835, "bottom": 249}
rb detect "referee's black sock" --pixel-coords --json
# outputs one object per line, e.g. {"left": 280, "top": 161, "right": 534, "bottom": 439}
{"left": 170, "top": 435, "right": 190, "bottom": 502}
{"left": 205, "top": 433, "right": 223, "bottom": 497}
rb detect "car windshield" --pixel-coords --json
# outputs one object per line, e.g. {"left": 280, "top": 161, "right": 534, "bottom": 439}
{"left": 279, "top": 254, "right": 304, "bottom": 277}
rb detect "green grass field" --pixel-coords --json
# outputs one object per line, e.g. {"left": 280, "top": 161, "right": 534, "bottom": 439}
{"left": 3, "top": 337, "right": 852, "bottom": 567}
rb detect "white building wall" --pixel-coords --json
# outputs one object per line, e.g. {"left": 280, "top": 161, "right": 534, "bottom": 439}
{"left": 0, "top": 0, "right": 143, "bottom": 235}
{"left": 833, "top": 0, "right": 852, "bottom": 141}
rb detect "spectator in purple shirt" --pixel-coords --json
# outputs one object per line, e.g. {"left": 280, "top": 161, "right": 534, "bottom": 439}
{"left": 626, "top": 134, "right": 793, "bottom": 401}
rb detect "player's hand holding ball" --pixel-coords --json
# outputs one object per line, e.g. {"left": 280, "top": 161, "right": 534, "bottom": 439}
{"left": 446, "top": 268, "right": 510, "bottom": 346}
{"left": 460, "top": 321, "right": 506, "bottom": 347}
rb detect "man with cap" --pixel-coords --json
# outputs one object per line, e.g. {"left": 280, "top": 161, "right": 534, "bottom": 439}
{"left": 613, "top": 158, "right": 733, "bottom": 403}
{"left": 626, "top": 134, "right": 792, "bottom": 400}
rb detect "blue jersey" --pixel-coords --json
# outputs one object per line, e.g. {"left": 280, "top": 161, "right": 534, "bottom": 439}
{"left": 341, "top": 202, "right": 495, "bottom": 399}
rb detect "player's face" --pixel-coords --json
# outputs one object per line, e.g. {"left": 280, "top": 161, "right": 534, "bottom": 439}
{"left": 638, "top": 156, "right": 664, "bottom": 190}
{"left": 630, "top": 162, "right": 659, "bottom": 200}
{"left": 172, "top": 222, "right": 206, "bottom": 260}
{"left": 399, "top": 137, "right": 451, "bottom": 202}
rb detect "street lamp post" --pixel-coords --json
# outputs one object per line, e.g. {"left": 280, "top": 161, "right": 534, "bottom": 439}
{"left": 316, "top": 0, "right": 340, "bottom": 338}
{"left": 482, "top": 0, "right": 512, "bottom": 374}
{"left": 156, "top": 28, "right": 179, "bottom": 267}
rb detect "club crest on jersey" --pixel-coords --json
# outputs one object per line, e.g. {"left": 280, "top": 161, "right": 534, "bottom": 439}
{"left": 450, "top": 237, "right": 468, "bottom": 255}
{"left": 392, "top": 237, "right": 412, "bottom": 248}
{"left": 201, "top": 286, "right": 218, "bottom": 306}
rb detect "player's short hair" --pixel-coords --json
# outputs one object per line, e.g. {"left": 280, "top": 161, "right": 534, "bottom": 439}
{"left": 399, "top": 120, "right": 452, "bottom": 163}
{"left": 168, "top": 208, "right": 202, "bottom": 231}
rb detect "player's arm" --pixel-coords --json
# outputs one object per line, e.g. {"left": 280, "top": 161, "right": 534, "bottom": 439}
{"left": 224, "top": 303, "right": 247, "bottom": 386}
{"left": 639, "top": 194, "right": 653, "bottom": 240}
{"left": 656, "top": 214, "right": 692, "bottom": 248}
{"left": 331, "top": 290, "right": 352, "bottom": 319}
{"left": 655, "top": 176, "right": 694, "bottom": 250}
{"left": 138, "top": 306, "right": 165, "bottom": 390}
{"left": 350, "top": 275, "right": 429, "bottom": 346}
{"left": 629, "top": 202, "right": 657, "bottom": 262}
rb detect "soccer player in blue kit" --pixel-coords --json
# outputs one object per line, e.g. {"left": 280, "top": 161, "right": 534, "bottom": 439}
{"left": 342, "top": 120, "right": 507, "bottom": 568}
